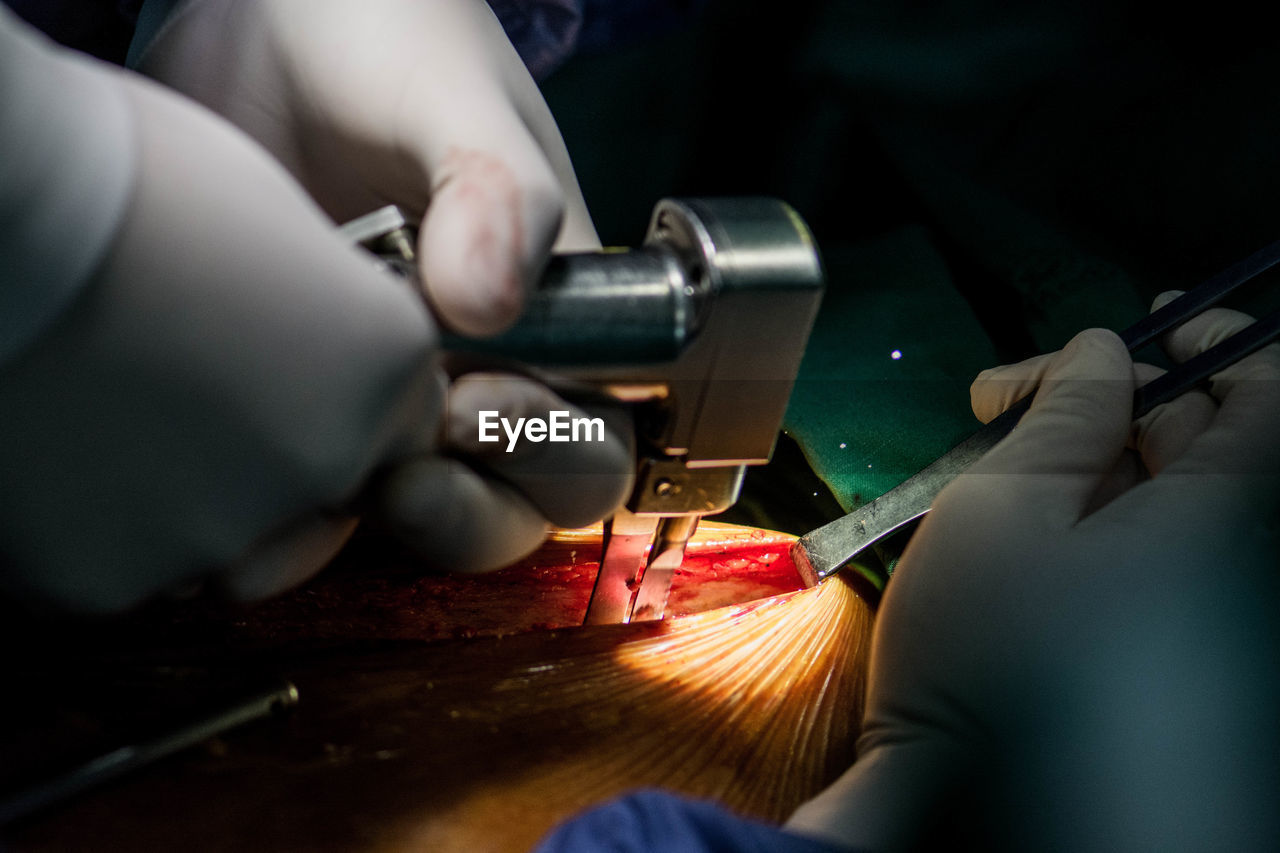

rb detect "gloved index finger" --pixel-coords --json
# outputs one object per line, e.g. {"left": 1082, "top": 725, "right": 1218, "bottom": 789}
{"left": 1149, "top": 293, "right": 1280, "bottom": 477}
{"left": 969, "top": 351, "right": 1056, "bottom": 424}
{"left": 961, "top": 329, "right": 1136, "bottom": 524}
{"left": 384, "top": 3, "right": 581, "bottom": 337}
{"left": 444, "top": 373, "right": 635, "bottom": 529}
{"left": 1162, "top": 347, "right": 1280, "bottom": 479}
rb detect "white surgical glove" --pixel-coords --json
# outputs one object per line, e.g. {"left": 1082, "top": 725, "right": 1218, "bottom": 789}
{"left": 0, "top": 17, "right": 630, "bottom": 613}
{"left": 130, "top": 0, "right": 599, "bottom": 336}
{"left": 786, "top": 301, "right": 1280, "bottom": 851}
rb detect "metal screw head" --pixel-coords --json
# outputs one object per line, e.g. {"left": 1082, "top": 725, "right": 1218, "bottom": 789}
{"left": 654, "top": 478, "right": 681, "bottom": 497}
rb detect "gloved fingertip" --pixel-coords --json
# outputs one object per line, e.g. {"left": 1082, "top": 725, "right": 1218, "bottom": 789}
{"left": 1059, "top": 327, "right": 1126, "bottom": 363}
{"left": 969, "top": 382, "right": 1008, "bottom": 424}
{"left": 1151, "top": 290, "right": 1185, "bottom": 312}
{"left": 377, "top": 455, "right": 549, "bottom": 572}
{"left": 441, "top": 374, "right": 635, "bottom": 528}
{"left": 418, "top": 149, "right": 564, "bottom": 337}
{"left": 969, "top": 358, "right": 1045, "bottom": 423}
{"left": 971, "top": 364, "right": 1006, "bottom": 385}
{"left": 418, "top": 190, "right": 525, "bottom": 336}
{"left": 1043, "top": 330, "right": 1130, "bottom": 391}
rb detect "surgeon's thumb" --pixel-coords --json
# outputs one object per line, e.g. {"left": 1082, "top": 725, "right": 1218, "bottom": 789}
{"left": 415, "top": 142, "right": 565, "bottom": 337}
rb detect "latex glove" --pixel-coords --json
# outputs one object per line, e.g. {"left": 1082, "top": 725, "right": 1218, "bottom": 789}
{"left": 786, "top": 300, "right": 1280, "bottom": 851}
{"left": 374, "top": 371, "right": 634, "bottom": 574}
{"left": 0, "top": 40, "right": 631, "bottom": 613}
{"left": 131, "top": 0, "right": 599, "bottom": 336}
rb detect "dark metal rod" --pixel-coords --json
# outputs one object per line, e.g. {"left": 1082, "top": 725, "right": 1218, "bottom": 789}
{"left": 1134, "top": 309, "right": 1280, "bottom": 416}
{"left": 1120, "top": 238, "right": 1280, "bottom": 351}
{"left": 0, "top": 681, "right": 299, "bottom": 826}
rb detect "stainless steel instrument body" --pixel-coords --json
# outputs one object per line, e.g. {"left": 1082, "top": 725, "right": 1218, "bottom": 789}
{"left": 345, "top": 198, "right": 825, "bottom": 623}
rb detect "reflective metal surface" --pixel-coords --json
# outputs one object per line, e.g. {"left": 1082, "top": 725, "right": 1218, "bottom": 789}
{"left": 630, "top": 515, "right": 700, "bottom": 622}
{"left": 583, "top": 509, "right": 658, "bottom": 626}
{"left": 348, "top": 198, "right": 825, "bottom": 623}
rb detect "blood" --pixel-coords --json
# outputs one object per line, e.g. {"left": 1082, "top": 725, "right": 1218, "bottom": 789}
{"left": 156, "top": 524, "right": 806, "bottom": 645}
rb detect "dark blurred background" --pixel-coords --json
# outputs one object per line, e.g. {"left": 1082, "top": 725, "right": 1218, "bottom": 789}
{"left": 541, "top": 0, "right": 1280, "bottom": 532}
{"left": 11, "top": 0, "right": 1280, "bottom": 531}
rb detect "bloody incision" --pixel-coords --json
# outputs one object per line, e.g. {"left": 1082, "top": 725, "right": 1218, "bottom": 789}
{"left": 211, "top": 522, "right": 810, "bottom": 645}
{"left": 3, "top": 523, "right": 874, "bottom": 853}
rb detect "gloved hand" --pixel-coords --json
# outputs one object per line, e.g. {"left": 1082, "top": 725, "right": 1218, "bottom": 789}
{"left": 0, "top": 39, "right": 631, "bottom": 613}
{"left": 130, "top": 0, "right": 598, "bottom": 336}
{"left": 786, "top": 299, "right": 1280, "bottom": 851}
